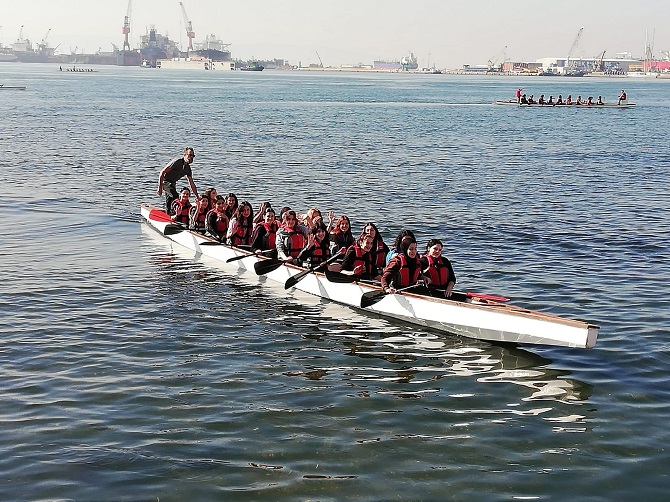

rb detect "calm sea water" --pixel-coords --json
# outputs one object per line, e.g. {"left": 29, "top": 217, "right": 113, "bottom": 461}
{"left": 1, "top": 63, "right": 669, "bottom": 500}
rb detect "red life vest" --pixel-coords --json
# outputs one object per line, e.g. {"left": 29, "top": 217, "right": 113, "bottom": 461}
{"left": 345, "top": 245, "right": 368, "bottom": 276}
{"left": 172, "top": 199, "right": 191, "bottom": 225}
{"left": 190, "top": 206, "right": 207, "bottom": 230}
{"left": 397, "top": 254, "right": 421, "bottom": 287}
{"left": 207, "top": 210, "right": 228, "bottom": 236}
{"left": 281, "top": 227, "right": 305, "bottom": 258}
{"left": 230, "top": 218, "right": 252, "bottom": 247}
{"left": 373, "top": 240, "right": 386, "bottom": 268}
{"left": 309, "top": 241, "right": 329, "bottom": 265}
{"left": 424, "top": 255, "right": 449, "bottom": 287}
{"left": 262, "top": 222, "right": 277, "bottom": 249}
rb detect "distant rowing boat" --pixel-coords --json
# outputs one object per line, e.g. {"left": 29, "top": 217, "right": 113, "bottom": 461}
{"left": 494, "top": 99, "right": 635, "bottom": 109}
{"left": 141, "top": 205, "right": 599, "bottom": 349}
{"left": 0, "top": 84, "right": 26, "bottom": 90}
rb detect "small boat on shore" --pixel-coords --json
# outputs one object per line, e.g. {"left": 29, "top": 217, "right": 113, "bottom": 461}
{"left": 141, "top": 205, "right": 599, "bottom": 349}
{"left": 494, "top": 99, "right": 635, "bottom": 109}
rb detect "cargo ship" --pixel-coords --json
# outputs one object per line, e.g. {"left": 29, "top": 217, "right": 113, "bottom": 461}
{"left": 373, "top": 52, "right": 419, "bottom": 71}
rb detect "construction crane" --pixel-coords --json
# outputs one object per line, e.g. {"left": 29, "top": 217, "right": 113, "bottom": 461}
{"left": 121, "top": 0, "right": 131, "bottom": 51}
{"left": 565, "top": 26, "right": 584, "bottom": 73}
{"left": 595, "top": 50, "right": 606, "bottom": 72}
{"left": 39, "top": 28, "right": 51, "bottom": 48}
{"left": 180, "top": 2, "right": 196, "bottom": 51}
{"left": 315, "top": 51, "right": 324, "bottom": 68}
{"left": 487, "top": 45, "right": 507, "bottom": 72}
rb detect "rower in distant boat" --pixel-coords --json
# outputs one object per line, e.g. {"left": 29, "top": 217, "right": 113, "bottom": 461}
{"left": 547, "top": 95, "right": 555, "bottom": 105}
{"left": 157, "top": 147, "right": 198, "bottom": 215}
{"left": 171, "top": 188, "right": 192, "bottom": 225}
{"left": 575, "top": 95, "right": 583, "bottom": 105}
{"left": 618, "top": 89, "right": 627, "bottom": 105}
{"left": 586, "top": 96, "right": 594, "bottom": 106}
{"left": 528, "top": 95, "right": 536, "bottom": 104}
{"left": 556, "top": 95, "right": 564, "bottom": 105}
{"left": 538, "top": 94, "right": 546, "bottom": 105}
{"left": 597, "top": 96, "right": 604, "bottom": 105}
{"left": 420, "top": 239, "right": 456, "bottom": 298}
{"left": 520, "top": 94, "right": 528, "bottom": 104}
{"left": 566, "top": 95, "right": 573, "bottom": 105}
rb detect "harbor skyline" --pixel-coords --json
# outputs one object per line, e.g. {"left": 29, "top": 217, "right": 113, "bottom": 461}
{"left": 2, "top": 0, "right": 669, "bottom": 68}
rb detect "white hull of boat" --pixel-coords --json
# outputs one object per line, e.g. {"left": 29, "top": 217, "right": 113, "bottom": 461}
{"left": 495, "top": 99, "right": 635, "bottom": 109}
{"left": 141, "top": 206, "right": 599, "bottom": 349}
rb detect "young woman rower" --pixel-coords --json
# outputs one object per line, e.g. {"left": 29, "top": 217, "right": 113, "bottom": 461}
{"left": 329, "top": 215, "right": 355, "bottom": 255}
{"left": 276, "top": 210, "right": 308, "bottom": 264}
{"left": 362, "top": 222, "right": 389, "bottom": 276}
{"left": 205, "top": 195, "right": 230, "bottom": 243}
{"left": 189, "top": 193, "right": 210, "bottom": 233}
{"left": 250, "top": 207, "right": 278, "bottom": 257}
{"left": 227, "top": 200, "right": 254, "bottom": 247}
{"left": 224, "top": 193, "right": 239, "bottom": 219}
{"left": 170, "top": 187, "right": 192, "bottom": 225}
{"left": 339, "top": 233, "right": 378, "bottom": 280}
{"left": 386, "top": 229, "right": 416, "bottom": 265}
{"left": 297, "top": 222, "right": 331, "bottom": 268}
{"left": 420, "top": 238, "right": 456, "bottom": 298}
{"left": 381, "top": 236, "right": 430, "bottom": 294}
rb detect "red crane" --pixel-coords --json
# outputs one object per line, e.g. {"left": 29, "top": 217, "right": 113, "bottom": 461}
{"left": 180, "top": 2, "right": 196, "bottom": 52}
{"left": 121, "top": 0, "right": 132, "bottom": 51}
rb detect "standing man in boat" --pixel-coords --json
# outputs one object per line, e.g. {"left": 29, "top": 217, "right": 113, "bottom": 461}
{"left": 618, "top": 90, "right": 627, "bottom": 105}
{"left": 157, "top": 147, "right": 199, "bottom": 214}
{"left": 516, "top": 87, "right": 523, "bottom": 104}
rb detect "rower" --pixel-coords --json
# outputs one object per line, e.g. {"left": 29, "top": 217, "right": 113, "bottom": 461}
{"left": 329, "top": 215, "right": 355, "bottom": 255}
{"left": 227, "top": 201, "right": 254, "bottom": 247}
{"left": 338, "top": 233, "right": 377, "bottom": 281}
{"left": 361, "top": 222, "right": 389, "bottom": 276}
{"left": 205, "top": 195, "right": 230, "bottom": 243}
{"left": 189, "top": 193, "right": 210, "bottom": 233}
{"left": 276, "top": 210, "right": 308, "bottom": 264}
{"left": 420, "top": 239, "right": 456, "bottom": 298}
{"left": 381, "top": 236, "right": 430, "bottom": 294}
{"left": 171, "top": 187, "right": 191, "bottom": 225}
{"left": 618, "top": 89, "right": 627, "bottom": 105}
{"left": 297, "top": 222, "right": 331, "bottom": 268}
{"left": 250, "top": 207, "right": 278, "bottom": 257}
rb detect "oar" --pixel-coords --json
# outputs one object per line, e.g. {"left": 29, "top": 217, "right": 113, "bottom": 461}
{"left": 227, "top": 249, "right": 275, "bottom": 263}
{"left": 284, "top": 251, "right": 343, "bottom": 290}
{"left": 324, "top": 269, "right": 359, "bottom": 283}
{"left": 360, "top": 283, "right": 422, "bottom": 309}
{"left": 254, "top": 258, "right": 287, "bottom": 275}
{"left": 163, "top": 223, "right": 186, "bottom": 236}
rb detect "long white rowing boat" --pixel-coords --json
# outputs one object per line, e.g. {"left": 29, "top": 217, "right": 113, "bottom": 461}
{"left": 494, "top": 99, "right": 636, "bottom": 109}
{"left": 141, "top": 205, "right": 599, "bottom": 349}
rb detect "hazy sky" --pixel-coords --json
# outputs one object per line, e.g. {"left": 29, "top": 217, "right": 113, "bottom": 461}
{"left": 2, "top": 0, "right": 669, "bottom": 68}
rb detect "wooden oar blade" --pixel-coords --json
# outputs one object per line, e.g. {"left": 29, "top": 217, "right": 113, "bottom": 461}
{"left": 254, "top": 259, "right": 285, "bottom": 275}
{"left": 360, "top": 290, "right": 388, "bottom": 309}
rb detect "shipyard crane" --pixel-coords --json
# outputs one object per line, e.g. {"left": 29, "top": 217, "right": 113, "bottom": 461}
{"left": 180, "top": 2, "right": 196, "bottom": 51}
{"left": 315, "top": 51, "right": 324, "bottom": 68}
{"left": 121, "top": 0, "right": 132, "bottom": 51}
{"left": 565, "top": 26, "right": 584, "bottom": 73}
{"left": 595, "top": 50, "right": 606, "bottom": 72}
{"left": 487, "top": 45, "right": 507, "bottom": 72}
{"left": 39, "top": 28, "right": 51, "bottom": 48}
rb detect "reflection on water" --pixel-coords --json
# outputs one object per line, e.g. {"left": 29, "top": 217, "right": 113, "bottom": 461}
{"left": 143, "top": 223, "right": 593, "bottom": 415}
